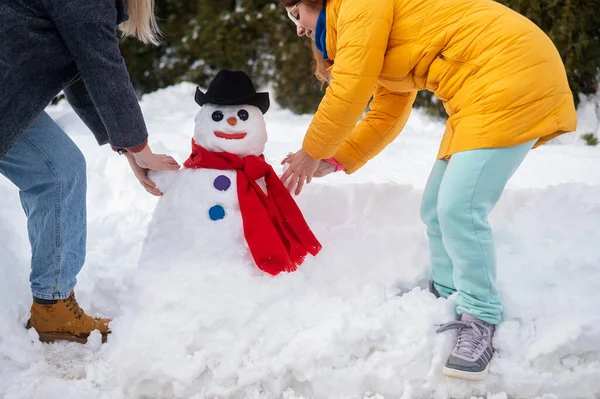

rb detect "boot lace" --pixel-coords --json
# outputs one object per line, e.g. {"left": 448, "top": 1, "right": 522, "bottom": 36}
{"left": 63, "top": 295, "right": 84, "bottom": 319}
{"left": 436, "top": 320, "right": 489, "bottom": 358}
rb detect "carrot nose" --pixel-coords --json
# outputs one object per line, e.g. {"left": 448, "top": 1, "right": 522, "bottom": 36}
{"left": 227, "top": 117, "right": 237, "bottom": 126}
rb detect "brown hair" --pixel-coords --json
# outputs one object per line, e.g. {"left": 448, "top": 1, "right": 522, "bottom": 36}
{"left": 119, "top": 0, "right": 161, "bottom": 45}
{"left": 279, "top": 0, "right": 333, "bottom": 84}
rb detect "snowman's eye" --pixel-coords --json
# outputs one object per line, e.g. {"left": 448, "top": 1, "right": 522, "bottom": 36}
{"left": 237, "top": 109, "right": 249, "bottom": 121}
{"left": 212, "top": 111, "right": 224, "bottom": 122}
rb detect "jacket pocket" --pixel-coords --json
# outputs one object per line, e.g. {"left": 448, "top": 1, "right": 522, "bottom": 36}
{"left": 425, "top": 53, "right": 481, "bottom": 102}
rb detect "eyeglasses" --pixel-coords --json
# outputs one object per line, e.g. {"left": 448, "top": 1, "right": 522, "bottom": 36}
{"left": 286, "top": 3, "right": 301, "bottom": 26}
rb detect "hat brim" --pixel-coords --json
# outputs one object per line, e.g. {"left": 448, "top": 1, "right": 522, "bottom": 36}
{"left": 195, "top": 87, "right": 270, "bottom": 114}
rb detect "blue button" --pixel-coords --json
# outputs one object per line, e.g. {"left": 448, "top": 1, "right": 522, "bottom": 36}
{"left": 214, "top": 175, "right": 231, "bottom": 191}
{"left": 209, "top": 205, "right": 225, "bottom": 221}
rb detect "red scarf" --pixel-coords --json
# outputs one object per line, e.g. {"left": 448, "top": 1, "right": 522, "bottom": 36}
{"left": 183, "top": 140, "right": 322, "bottom": 275}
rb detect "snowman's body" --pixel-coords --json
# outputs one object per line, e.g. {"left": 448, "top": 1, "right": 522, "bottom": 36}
{"left": 108, "top": 73, "right": 320, "bottom": 395}
{"left": 138, "top": 103, "right": 268, "bottom": 272}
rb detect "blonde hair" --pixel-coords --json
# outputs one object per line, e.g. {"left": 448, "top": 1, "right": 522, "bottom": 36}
{"left": 119, "top": 0, "right": 161, "bottom": 45}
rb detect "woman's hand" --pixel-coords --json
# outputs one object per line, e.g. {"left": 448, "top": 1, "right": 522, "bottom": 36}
{"left": 125, "top": 146, "right": 180, "bottom": 196}
{"left": 280, "top": 149, "right": 321, "bottom": 195}
{"left": 132, "top": 145, "right": 180, "bottom": 171}
{"left": 282, "top": 151, "right": 338, "bottom": 178}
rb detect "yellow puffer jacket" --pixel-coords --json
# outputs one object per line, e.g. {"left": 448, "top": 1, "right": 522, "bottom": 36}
{"left": 302, "top": 0, "right": 578, "bottom": 174}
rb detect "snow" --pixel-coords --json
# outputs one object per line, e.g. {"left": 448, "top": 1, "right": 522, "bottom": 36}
{"left": 1, "top": 82, "right": 600, "bottom": 399}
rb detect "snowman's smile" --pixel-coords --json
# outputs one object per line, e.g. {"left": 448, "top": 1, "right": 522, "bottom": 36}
{"left": 214, "top": 131, "right": 247, "bottom": 140}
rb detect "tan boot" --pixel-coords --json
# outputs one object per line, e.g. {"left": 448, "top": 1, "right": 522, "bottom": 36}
{"left": 26, "top": 291, "right": 111, "bottom": 344}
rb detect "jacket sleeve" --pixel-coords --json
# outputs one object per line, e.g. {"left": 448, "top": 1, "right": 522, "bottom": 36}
{"left": 63, "top": 76, "right": 110, "bottom": 146}
{"left": 46, "top": 0, "right": 148, "bottom": 151}
{"left": 302, "top": 0, "right": 394, "bottom": 159}
{"left": 333, "top": 86, "right": 417, "bottom": 174}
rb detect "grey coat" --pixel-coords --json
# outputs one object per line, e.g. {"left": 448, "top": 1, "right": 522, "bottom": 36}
{"left": 0, "top": 0, "right": 148, "bottom": 158}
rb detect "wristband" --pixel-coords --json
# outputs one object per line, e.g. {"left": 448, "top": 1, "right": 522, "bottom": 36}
{"left": 324, "top": 157, "right": 344, "bottom": 172}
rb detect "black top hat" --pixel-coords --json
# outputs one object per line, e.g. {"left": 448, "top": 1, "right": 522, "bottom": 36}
{"left": 195, "top": 69, "right": 270, "bottom": 114}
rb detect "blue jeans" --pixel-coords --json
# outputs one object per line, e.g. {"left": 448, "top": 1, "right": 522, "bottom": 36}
{"left": 0, "top": 112, "right": 86, "bottom": 300}
{"left": 420, "top": 140, "right": 535, "bottom": 325}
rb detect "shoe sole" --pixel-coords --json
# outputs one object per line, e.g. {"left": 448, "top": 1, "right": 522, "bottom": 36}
{"left": 36, "top": 331, "right": 108, "bottom": 344}
{"left": 442, "top": 363, "right": 490, "bottom": 381}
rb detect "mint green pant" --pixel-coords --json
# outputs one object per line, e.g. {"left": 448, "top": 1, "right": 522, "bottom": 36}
{"left": 420, "top": 140, "right": 536, "bottom": 325}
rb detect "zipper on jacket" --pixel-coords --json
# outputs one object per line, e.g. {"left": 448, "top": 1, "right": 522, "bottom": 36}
{"left": 438, "top": 54, "right": 481, "bottom": 72}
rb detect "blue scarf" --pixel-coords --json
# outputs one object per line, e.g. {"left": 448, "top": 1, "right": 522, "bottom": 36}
{"left": 314, "top": 7, "right": 329, "bottom": 60}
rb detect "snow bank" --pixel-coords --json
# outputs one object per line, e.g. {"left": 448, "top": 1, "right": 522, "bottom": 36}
{"left": 0, "top": 83, "right": 599, "bottom": 398}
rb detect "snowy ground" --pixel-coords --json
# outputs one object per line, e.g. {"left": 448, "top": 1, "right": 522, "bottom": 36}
{"left": 1, "top": 83, "right": 599, "bottom": 399}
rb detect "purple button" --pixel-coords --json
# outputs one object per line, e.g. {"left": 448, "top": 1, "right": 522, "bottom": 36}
{"left": 213, "top": 175, "right": 231, "bottom": 191}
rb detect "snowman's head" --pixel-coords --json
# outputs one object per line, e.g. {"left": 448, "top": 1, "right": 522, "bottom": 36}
{"left": 193, "top": 103, "right": 267, "bottom": 157}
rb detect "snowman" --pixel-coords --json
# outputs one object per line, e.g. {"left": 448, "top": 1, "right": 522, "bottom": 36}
{"left": 138, "top": 70, "right": 321, "bottom": 276}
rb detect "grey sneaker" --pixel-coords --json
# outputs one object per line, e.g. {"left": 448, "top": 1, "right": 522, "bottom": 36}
{"left": 436, "top": 314, "right": 495, "bottom": 381}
